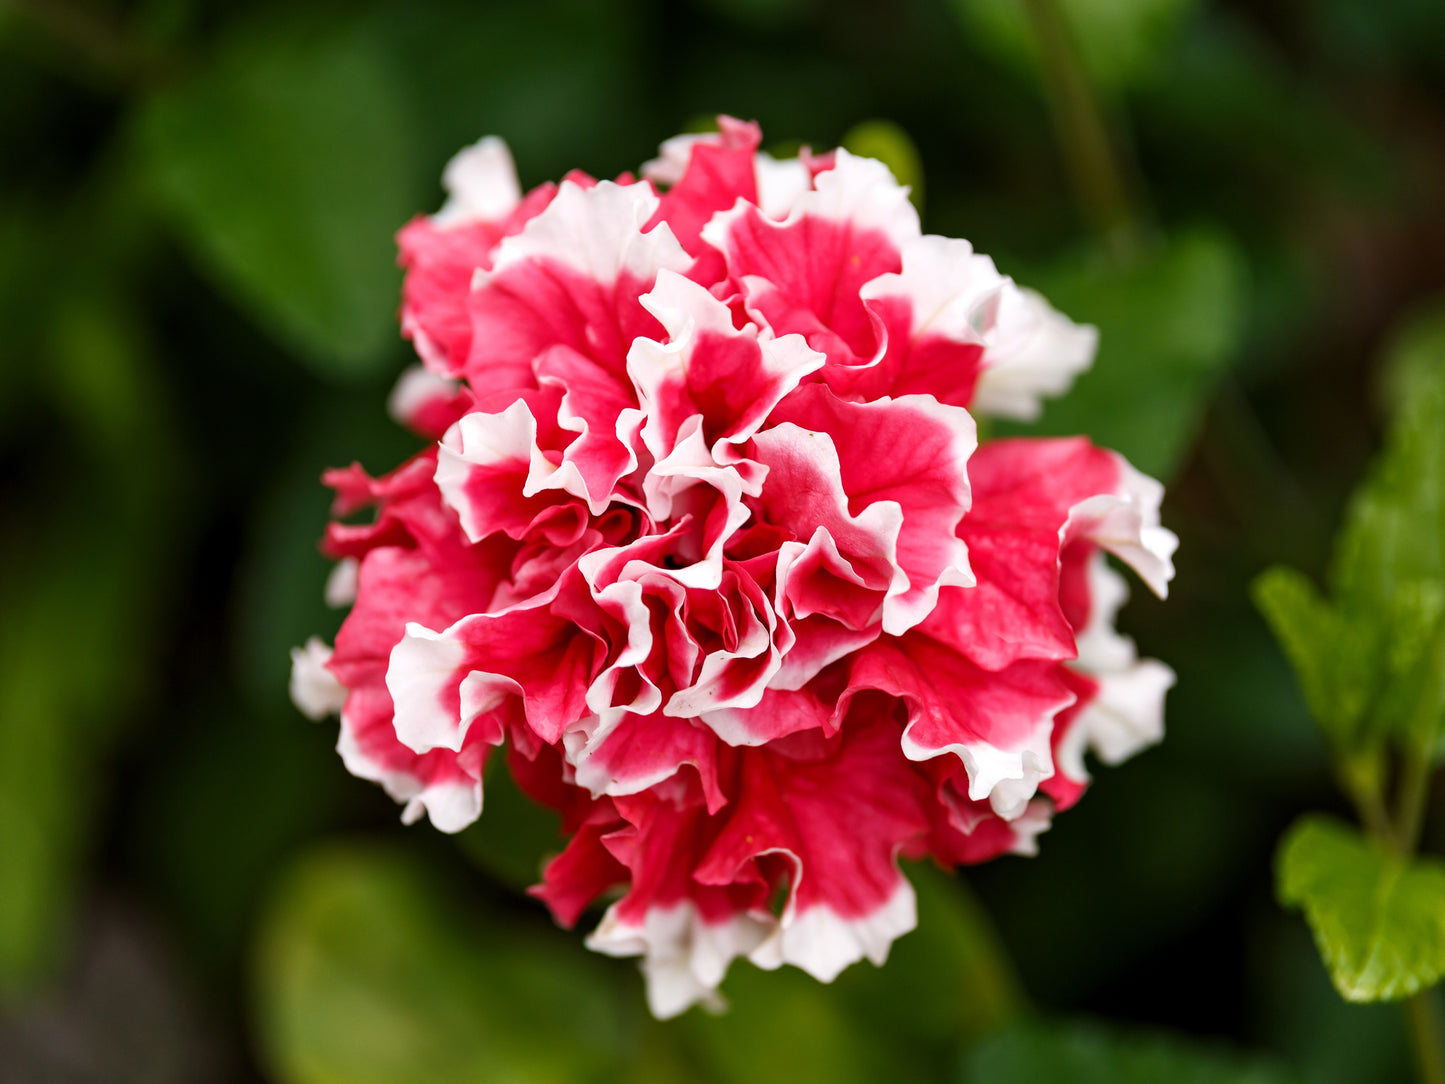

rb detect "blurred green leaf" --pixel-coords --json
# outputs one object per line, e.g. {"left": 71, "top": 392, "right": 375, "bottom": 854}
{"left": 695, "top": 0, "right": 813, "bottom": 31}
{"left": 832, "top": 863, "right": 1023, "bottom": 1046}
{"left": 842, "top": 119, "right": 924, "bottom": 210}
{"left": 1277, "top": 815, "right": 1445, "bottom": 1003}
{"left": 138, "top": 15, "right": 420, "bottom": 377}
{"left": 233, "top": 393, "right": 414, "bottom": 703}
{"left": 0, "top": 290, "right": 181, "bottom": 998}
{"left": 1016, "top": 228, "right": 1246, "bottom": 480}
{"left": 253, "top": 842, "right": 635, "bottom": 1084}
{"left": 0, "top": 573, "right": 94, "bottom": 997}
{"left": 455, "top": 758, "right": 562, "bottom": 893}
{"left": 375, "top": 0, "right": 649, "bottom": 187}
{"left": 949, "top": 0, "right": 1198, "bottom": 94}
{"left": 1140, "top": 21, "right": 1395, "bottom": 204}
{"left": 959, "top": 1019, "right": 1293, "bottom": 1083}
{"left": 680, "top": 964, "right": 896, "bottom": 1084}
{"left": 132, "top": 697, "right": 349, "bottom": 971}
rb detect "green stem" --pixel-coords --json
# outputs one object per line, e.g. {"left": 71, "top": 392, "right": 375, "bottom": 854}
{"left": 1404, "top": 991, "right": 1445, "bottom": 1084}
{"left": 1341, "top": 749, "right": 1397, "bottom": 854}
{"left": 1353, "top": 740, "right": 1442, "bottom": 1083}
{"left": 1397, "top": 745, "right": 1435, "bottom": 857}
{"left": 1020, "top": 0, "right": 1137, "bottom": 250}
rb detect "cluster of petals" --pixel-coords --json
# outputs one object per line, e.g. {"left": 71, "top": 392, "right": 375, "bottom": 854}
{"left": 291, "top": 118, "right": 1178, "bottom": 1018}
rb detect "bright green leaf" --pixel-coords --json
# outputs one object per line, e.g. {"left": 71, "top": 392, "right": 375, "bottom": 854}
{"left": 139, "top": 16, "right": 420, "bottom": 377}
{"left": 1328, "top": 309, "right": 1445, "bottom": 750}
{"left": 1277, "top": 815, "right": 1445, "bottom": 1002}
{"left": 1251, "top": 567, "right": 1372, "bottom": 748}
{"left": 253, "top": 842, "right": 634, "bottom": 1084}
{"left": 959, "top": 1019, "right": 1294, "bottom": 1083}
{"left": 1014, "top": 228, "right": 1246, "bottom": 479}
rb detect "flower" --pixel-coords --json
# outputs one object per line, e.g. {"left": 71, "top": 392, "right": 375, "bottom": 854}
{"left": 293, "top": 117, "right": 1178, "bottom": 1018}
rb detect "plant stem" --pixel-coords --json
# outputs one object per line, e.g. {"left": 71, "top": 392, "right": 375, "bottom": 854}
{"left": 1397, "top": 744, "right": 1435, "bottom": 856}
{"left": 1342, "top": 749, "right": 1397, "bottom": 853}
{"left": 1020, "top": 0, "right": 1137, "bottom": 251}
{"left": 1405, "top": 992, "right": 1445, "bottom": 1084}
{"left": 1354, "top": 740, "right": 1443, "bottom": 1083}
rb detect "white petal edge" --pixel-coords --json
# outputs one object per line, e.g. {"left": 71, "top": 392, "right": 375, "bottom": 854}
{"left": 1005, "top": 798, "right": 1055, "bottom": 857}
{"left": 700, "top": 147, "right": 920, "bottom": 261}
{"left": 859, "top": 234, "right": 1007, "bottom": 344}
{"left": 753, "top": 153, "right": 813, "bottom": 219}
{"left": 387, "top": 365, "right": 461, "bottom": 430}
{"left": 389, "top": 622, "right": 527, "bottom": 759}
{"left": 335, "top": 719, "right": 482, "bottom": 834}
{"left": 750, "top": 875, "right": 916, "bottom": 983}
{"left": 489, "top": 178, "right": 691, "bottom": 286}
{"left": 586, "top": 901, "right": 773, "bottom": 1019}
{"left": 432, "top": 136, "right": 522, "bottom": 227}
{"left": 641, "top": 132, "right": 710, "bottom": 187}
{"left": 1056, "top": 551, "right": 1175, "bottom": 783}
{"left": 289, "top": 637, "right": 347, "bottom": 719}
{"left": 1064, "top": 454, "right": 1179, "bottom": 599}
{"left": 972, "top": 284, "right": 1097, "bottom": 422}
{"left": 324, "top": 558, "right": 358, "bottom": 608}
{"left": 900, "top": 698, "right": 1071, "bottom": 820}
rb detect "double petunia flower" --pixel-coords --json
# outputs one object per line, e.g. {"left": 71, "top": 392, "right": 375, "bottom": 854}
{"left": 291, "top": 117, "right": 1177, "bottom": 1018}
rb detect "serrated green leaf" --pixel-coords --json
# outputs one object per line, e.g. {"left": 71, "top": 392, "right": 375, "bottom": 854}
{"left": 958, "top": 1019, "right": 1294, "bottom": 1084}
{"left": 139, "top": 16, "right": 420, "bottom": 377}
{"left": 1013, "top": 228, "right": 1246, "bottom": 479}
{"left": 1327, "top": 307, "right": 1445, "bottom": 751}
{"left": 253, "top": 842, "right": 634, "bottom": 1084}
{"left": 1251, "top": 567, "right": 1356, "bottom": 743}
{"left": 1277, "top": 815, "right": 1445, "bottom": 1002}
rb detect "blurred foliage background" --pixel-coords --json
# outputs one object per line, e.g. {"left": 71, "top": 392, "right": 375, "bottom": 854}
{"left": 1, "top": 0, "right": 1444, "bottom": 1080}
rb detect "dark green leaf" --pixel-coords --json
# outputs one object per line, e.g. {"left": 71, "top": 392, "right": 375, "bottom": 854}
{"left": 454, "top": 757, "right": 562, "bottom": 893}
{"left": 139, "top": 15, "right": 421, "bottom": 377}
{"left": 1277, "top": 815, "right": 1445, "bottom": 1002}
{"left": 959, "top": 1019, "right": 1293, "bottom": 1083}
{"left": 1014, "top": 228, "right": 1246, "bottom": 480}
